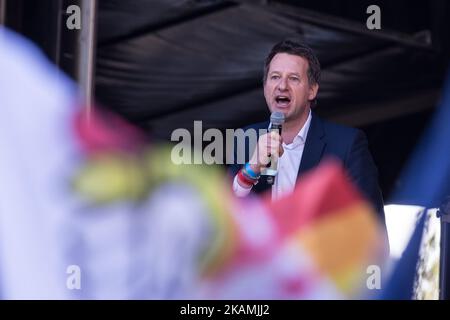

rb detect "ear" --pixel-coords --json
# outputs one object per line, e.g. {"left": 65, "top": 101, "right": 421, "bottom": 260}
{"left": 308, "top": 83, "right": 319, "bottom": 101}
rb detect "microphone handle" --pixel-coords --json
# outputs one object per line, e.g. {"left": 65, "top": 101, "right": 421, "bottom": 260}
{"left": 261, "top": 123, "right": 282, "bottom": 185}
{"left": 271, "top": 123, "right": 282, "bottom": 135}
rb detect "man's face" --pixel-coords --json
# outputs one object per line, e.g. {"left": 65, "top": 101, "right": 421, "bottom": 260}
{"left": 264, "top": 53, "right": 318, "bottom": 123}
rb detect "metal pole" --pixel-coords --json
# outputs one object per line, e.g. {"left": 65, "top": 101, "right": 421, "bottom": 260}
{"left": 78, "top": 0, "right": 97, "bottom": 117}
{"left": 0, "top": 0, "right": 6, "bottom": 25}
{"left": 438, "top": 197, "right": 450, "bottom": 300}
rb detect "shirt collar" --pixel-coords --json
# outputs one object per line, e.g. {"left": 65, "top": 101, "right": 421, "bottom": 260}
{"left": 284, "top": 110, "right": 312, "bottom": 149}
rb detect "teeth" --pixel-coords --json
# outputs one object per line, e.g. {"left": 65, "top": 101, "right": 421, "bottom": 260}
{"left": 276, "top": 96, "right": 290, "bottom": 103}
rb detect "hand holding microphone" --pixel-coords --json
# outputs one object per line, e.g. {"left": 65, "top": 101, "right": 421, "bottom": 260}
{"left": 249, "top": 112, "right": 285, "bottom": 185}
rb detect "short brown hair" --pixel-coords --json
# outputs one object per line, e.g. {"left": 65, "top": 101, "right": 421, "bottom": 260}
{"left": 263, "top": 40, "right": 321, "bottom": 86}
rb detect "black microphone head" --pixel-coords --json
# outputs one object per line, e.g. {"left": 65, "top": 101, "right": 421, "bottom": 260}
{"left": 270, "top": 111, "right": 285, "bottom": 126}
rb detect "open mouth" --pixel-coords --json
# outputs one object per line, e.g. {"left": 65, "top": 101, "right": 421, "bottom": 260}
{"left": 275, "top": 95, "right": 291, "bottom": 107}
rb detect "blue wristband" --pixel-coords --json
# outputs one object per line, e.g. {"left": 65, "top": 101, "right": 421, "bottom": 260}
{"left": 244, "top": 162, "right": 260, "bottom": 179}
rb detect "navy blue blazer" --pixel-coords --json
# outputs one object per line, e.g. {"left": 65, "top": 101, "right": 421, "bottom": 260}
{"left": 229, "top": 113, "right": 386, "bottom": 225}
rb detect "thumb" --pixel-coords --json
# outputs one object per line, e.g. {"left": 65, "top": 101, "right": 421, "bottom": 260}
{"left": 279, "top": 144, "right": 284, "bottom": 157}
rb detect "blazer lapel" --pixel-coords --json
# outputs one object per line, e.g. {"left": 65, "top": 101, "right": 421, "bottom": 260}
{"left": 297, "top": 113, "right": 326, "bottom": 178}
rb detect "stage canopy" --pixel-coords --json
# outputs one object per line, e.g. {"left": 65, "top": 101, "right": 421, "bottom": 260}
{"left": 95, "top": 0, "right": 449, "bottom": 140}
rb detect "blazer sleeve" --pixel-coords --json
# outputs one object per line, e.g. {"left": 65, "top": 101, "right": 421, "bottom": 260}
{"left": 345, "top": 130, "right": 386, "bottom": 225}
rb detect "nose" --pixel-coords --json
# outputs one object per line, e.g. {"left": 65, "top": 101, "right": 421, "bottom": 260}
{"left": 277, "top": 77, "right": 288, "bottom": 91}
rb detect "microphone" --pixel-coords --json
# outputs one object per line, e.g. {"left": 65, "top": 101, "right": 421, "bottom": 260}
{"left": 261, "top": 111, "right": 285, "bottom": 185}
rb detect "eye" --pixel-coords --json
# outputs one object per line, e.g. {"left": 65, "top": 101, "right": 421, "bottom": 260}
{"left": 289, "top": 76, "right": 300, "bottom": 82}
{"left": 270, "top": 75, "right": 280, "bottom": 80}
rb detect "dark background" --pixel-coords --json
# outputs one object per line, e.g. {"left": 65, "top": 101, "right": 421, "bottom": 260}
{"left": 3, "top": 0, "right": 450, "bottom": 200}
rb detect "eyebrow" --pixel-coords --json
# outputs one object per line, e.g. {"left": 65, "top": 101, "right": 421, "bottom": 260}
{"left": 269, "top": 71, "right": 301, "bottom": 77}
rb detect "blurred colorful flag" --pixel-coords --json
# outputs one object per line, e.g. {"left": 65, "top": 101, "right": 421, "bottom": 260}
{"left": 392, "top": 72, "right": 450, "bottom": 208}
{"left": 196, "top": 159, "right": 388, "bottom": 299}
{"left": 381, "top": 71, "right": 450, "bottom": 300}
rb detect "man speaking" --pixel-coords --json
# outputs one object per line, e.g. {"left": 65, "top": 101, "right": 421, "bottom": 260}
{"left": 229, "top": 39, "right": 385, "bottom": 224}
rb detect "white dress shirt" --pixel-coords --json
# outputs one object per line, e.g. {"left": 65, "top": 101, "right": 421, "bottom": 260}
{"left": 233, "top": 111, "right": 312, "bottom": 200}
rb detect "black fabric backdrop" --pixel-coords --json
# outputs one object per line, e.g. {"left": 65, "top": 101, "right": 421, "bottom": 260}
{"left": 93, "top": 0, "right": 449, "bottom": 197}
{"left": 95, "top": 0, "right": 447, "bottom": 141}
